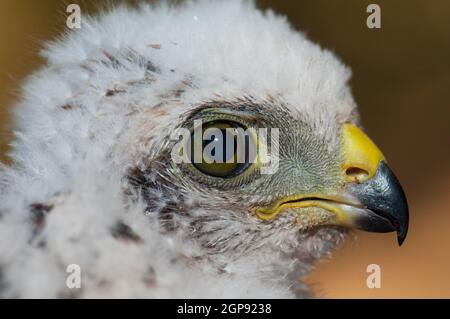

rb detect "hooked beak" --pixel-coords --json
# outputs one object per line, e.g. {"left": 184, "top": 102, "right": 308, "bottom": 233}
{"left": 256, "top": 123, "right": 409, "bottom": 246}
{"left": 341, "top": 160, "right": 409, "bottom": 245}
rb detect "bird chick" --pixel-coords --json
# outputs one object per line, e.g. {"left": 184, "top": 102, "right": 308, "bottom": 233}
{"left": 0, "top": 0, "right": 408, "bottom": 298}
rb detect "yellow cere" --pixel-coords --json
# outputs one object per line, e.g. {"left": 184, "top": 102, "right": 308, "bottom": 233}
{"left": 341, "top": 123, "right": 385, "bottom": 182}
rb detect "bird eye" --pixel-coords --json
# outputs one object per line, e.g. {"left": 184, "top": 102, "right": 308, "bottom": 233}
{"left": 190, "top": 120, "right": 255, "bottom": 178}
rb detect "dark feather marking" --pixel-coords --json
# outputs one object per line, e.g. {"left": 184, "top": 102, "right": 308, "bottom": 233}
{"left": 30, "top": 203, "right": 53, "bottom": 230}
{"left": 126, "top": 166, "right": 192, "bottom": 233}
{"left": 102, "top": 48, "right": 161, "bottom": 74}
{"left": 61, "top": 104, "right": 75, "bottom": 110}
{"left": 101, "top": 50, "right": 122, "bottom": 68}
{"left": 105, "top": 88, "right": 127, "bottom": 97}
{"left": 142, "top": 266, "right": 157, "bottom": 286}
{"left": 111, "top": 221, "right": 142, "bottom": 243}
{"left": 28, "top": 203, "right": 53, "bottom": 247}
{"left": 173, "top": 89, "right": 184, "bottom": 98}
{"left": 126, "top": 48, "right": 160, "bottom": 73}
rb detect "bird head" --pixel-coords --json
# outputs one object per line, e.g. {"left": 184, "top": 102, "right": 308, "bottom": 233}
{"left": 127, "top": 97, "right": 408, "bottom": 260}
{"left": 0, "top": 1, "right": 411, "bottom": 298}
{"left": 112, "top": 2, "right": 409, "bottom": 264}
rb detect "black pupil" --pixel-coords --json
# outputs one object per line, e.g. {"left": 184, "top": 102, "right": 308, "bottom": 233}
{"left": 191, "top": 121, "right": 253, "bottom": 178}
{"left": 203, "top": 130, "right": 240, "bottom": 162}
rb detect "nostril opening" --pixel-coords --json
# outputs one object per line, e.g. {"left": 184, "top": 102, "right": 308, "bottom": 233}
{"left": 345, "top": 167, "right": 369, "bottom": 181}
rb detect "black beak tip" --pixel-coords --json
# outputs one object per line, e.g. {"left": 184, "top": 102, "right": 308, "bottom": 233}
{"left": 391, "top": 168, "right": 409, "bottom": 247}
{"left": 383, "top": 163, "right": 409, "bottom": 247}
{"left": 396, "top": 208, "right": 409, "bottom": 246}
{"left": 397, "top": 231, "right": 407, "bottom": 246}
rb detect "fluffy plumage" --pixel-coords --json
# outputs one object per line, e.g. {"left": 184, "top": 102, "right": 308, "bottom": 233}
{"left": 0, "top": 0, "right": 358, "bottom": 298}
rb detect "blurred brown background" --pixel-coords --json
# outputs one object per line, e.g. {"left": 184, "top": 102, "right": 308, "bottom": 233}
{"left": 0, "top": 0, "right": 449, "bottom": 298}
